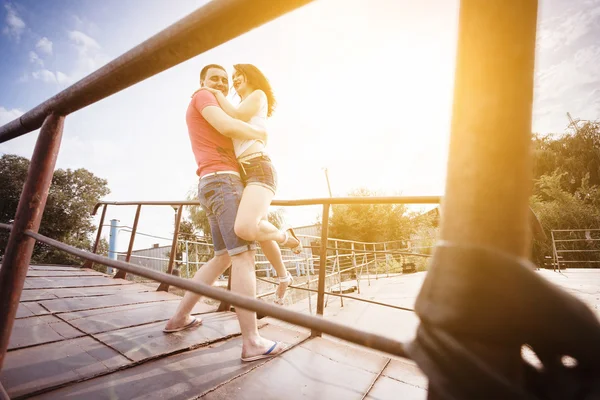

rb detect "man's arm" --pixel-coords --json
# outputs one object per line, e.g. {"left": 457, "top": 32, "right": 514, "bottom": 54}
{"left": 201, "top": 105, "right": 267, "bottom": 141}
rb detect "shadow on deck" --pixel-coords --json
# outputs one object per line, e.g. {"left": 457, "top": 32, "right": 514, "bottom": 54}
{"left": 1, "top": 265, "right": 427, "bottom": 399}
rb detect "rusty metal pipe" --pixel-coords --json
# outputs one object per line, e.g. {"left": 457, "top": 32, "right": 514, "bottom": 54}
{"left": 84, "top": 204, "right": 107, "bottom": 270}
{"left": 114, "top": 204, "right": 142, "bottom": 280}
{"left": 0, "top": 0, "right": 313, "bottom": 143}
{"left": 158, "top": 205, "right": 183, "bottom": 292}
{"left": 313, "top": 203, "right": 330, "bottom": 337}
{"left": 256, "top": 276, "right": 415, "bottom": 313}
{"left": 411, "top": 0, "right": 539, "bottom": 397}
{"left": 0, "top": 114, "right": 64, "bottom": 371}
{"left": 92, "top": 196, "right": 441, "bottom": 214}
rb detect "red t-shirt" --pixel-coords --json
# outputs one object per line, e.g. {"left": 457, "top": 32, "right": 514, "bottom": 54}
{"left": 186, "top": 91, "right": 240, "bottom": 177}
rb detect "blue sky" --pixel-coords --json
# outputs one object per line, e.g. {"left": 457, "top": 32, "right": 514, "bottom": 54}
{"left": 1, "top": 0, "right": 599, "bottom": 251}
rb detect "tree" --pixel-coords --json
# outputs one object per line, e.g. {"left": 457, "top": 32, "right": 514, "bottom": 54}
{"left": 328, "top": 188, "right": 413, "bottom": 243}
{"left": 0, "top": 154, "right": 110, "bottom": 264}
{"left": 530, "top": 121, "right": 600, "bottom": 266}
{"left": 267, "top": 207, "right": 286, "bottom": 229}
{"left": 186, "top": 189, "right": 211, "bottom": 238}
{"left": 187, "top": 187, "right": 287, "bottom": 235}
{"left": 532, "top": 121, "right": 600, "bottom": 194}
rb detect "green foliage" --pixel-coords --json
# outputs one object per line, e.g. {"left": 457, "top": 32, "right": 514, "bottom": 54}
{"left": 186, "top": 189, "right": 212, "bottom": 239}
{"left": 328, "top": 188, "right": 413, "bottom": 243}
{"left": 267, "top": 208, "right": 286, "bottom": 229}
{"left": 0, "top": 154, "right": 110, "bottom": 265}
{"left": 530, "top": 121, "right": 600, "bottom": 266}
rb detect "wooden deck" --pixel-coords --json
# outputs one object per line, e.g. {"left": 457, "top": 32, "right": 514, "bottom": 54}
{"left": 2, "top": 265, "right": 599, "bottom": 399}
{"left": 1, "top": 265, "right": 427, "bottom": 399}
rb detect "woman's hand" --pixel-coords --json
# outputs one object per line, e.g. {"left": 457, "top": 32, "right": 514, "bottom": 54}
{"left": 190, "top": 87, "right": 220, "bottom": 97}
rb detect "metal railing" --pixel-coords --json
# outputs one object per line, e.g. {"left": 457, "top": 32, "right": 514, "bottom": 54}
{"left": 551, "top": 228, "right": 600, "bottom": 270}
{"left": 87, "top": 199, "right": 436, "bottom": 309}
{"left": 6, "top": 1, "right": 593, "bottom": 399}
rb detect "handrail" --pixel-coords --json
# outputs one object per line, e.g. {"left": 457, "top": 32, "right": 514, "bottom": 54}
{"left": 91, "top": 196, "right": 442, "bottom": 215}
{"left": 0, "top": 0, "right": 313, "bottom": 143}
{"left": 24, "top": 229, "right": 410, "bottom": 360}
{"left": 87, "top": 198, "right": 437, "bottom": 282}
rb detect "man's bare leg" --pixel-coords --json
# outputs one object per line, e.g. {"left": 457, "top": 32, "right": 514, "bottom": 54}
{"left": 231, "top": 249, "right": 282, "bottom": 358}
{"left": 164, "top": 253, "right": 231, "bottom": 330}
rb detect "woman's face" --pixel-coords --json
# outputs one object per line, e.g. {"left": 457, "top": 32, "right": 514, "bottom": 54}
{"left": 232, "top": 70, "right": 249, "bottom": 95}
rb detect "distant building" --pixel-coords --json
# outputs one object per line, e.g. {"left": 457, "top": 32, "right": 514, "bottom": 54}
{"left": 117, "top": 243, "right": 170, "bottom": 272}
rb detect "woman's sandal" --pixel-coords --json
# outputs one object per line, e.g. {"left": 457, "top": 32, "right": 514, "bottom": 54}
{"left": 274, "top": 272, "right": 293, "bottom": 306}
{"left": 280, "top": 225, "right": 303, "bottom": 255}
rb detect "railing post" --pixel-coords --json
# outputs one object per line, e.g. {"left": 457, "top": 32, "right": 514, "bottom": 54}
{"left": 352, "top": 242, "right": 360, "bottom": 294}
{"left": 551, "top": 230, "right": 559, "bottom": 271}
{"left": 312, "top": 203, "right": 330, "bottom": 337}
{"left": 157, "top": 205, "right": 183, "bottom": 292}
{"left": 335, "top": 240, "right": 343, "bottom": 307}
{"left": 107, "top": 219, "right": 119, "bottom": 274}
{"left": 373, "top": 243, "right": 378, "bottom": 279}
{"left": 114, "top": 204, "right": 142, "bottom": 280}
{"left": 420, "top": 0, "right": 539, "bottom": 397}
{"left": 364, "top": 243, "right": 370, "bottom": 286}
{"left": 384, "top": 242, "right": 390, "bottom": 277}
{"left": 0, "top": 114, "right": 64, "bottom": 372}
{"left": 84, "top": 204, "right": 107, "bottom": 270}
{"left": 185, "top": 240, "right": 190, "bottom": 278}
{"left": 305, "top": 253, "right": 313, "bottom": 314}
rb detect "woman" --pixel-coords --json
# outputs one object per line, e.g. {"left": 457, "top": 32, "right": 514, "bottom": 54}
{"left": 201, "top": 64, "right": 302, "bottom": 306}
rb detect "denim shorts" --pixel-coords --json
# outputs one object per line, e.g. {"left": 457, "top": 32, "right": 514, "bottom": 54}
{"left": 198, "top": 173, "right": 256, "bottom": 256}
{"left": 239, "top": 153, "right": 278, "bottom": 195}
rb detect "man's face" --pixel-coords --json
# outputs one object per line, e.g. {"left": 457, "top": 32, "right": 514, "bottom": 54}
{"left": 202, "top": 68, "right": 229, "bottom": 96}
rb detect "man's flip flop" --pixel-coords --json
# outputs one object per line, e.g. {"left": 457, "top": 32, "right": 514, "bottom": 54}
{"left": 241, "top": 341, "right": 287, "bottom": 362}
{"left": 162, "top": 317, "right": 202, "bottom": 333}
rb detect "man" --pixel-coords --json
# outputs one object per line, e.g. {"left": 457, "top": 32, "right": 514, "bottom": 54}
{"left": 164, "top": 64, "right": 286, "bottom": 362}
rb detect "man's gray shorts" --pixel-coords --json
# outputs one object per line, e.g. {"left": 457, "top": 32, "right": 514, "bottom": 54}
{"left": 198, "top": 173, "right": 255, "bottom": 256}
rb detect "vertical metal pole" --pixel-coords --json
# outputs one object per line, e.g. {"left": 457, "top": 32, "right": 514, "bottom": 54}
{"left": 305, "top": 253, "right": 313, "bottom": 314}
{"left": 114, "top": 204, "right": 142, "bottom": 280}
{"left": 427, "top": 0, "right": 539, "bottom": 397}
{"left": 157, "top": 205, "right": 183, "bottom": 292}
{"left": 384, "top": 243, "right": 389, "bottom": 277}
{"left": 373, "top": 244, "right": 378, "bottom": 279}
{"left": 107, "top": 219, "right": 119, "bottom": 274}
{"left": 84, "top": 204, "right": 107, "bottom": 270}
{"left": 312, "top": 203, "right": 330, "bottom": 337}
{"left": 185, "top": 240, "right": 190, "bottom": 278}
{"left": 352, "top": 242, "right": 360, "bottom": 294}
{"left": 0, "top": 382, "right": 9, "bottom": 400}
{"left": 551, "top": 230, "right": 559, "bottom": 271}
{"left": 365, "top": 243, "right": 370, "bottom": 286}
{"left": 216, "top": 268, "right": 233, "bottom": 312}
{"left": 0, "top": 114, "right": 64, "bottom": 372}
{"left": 335, "top": 240, "right": 343, "bottom": 307}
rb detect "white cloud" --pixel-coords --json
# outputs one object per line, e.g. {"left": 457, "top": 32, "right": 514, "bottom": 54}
{"left": 32, "top": 69, "right": 57, "bottom": 84}
{"left": 36, "top": 36, "right": 53, "bottom": 55}
{"left": 0, "top": 106, "right": 24, "bottom": 126}
{"left": 56, "top": 71, "right": 72, "bottom": 86}
{"left": 31, "top": 69, "right": 73, "bottom": 86}
{"left": 2, "top": 3, "right": 25, "bottom": 41}
{"left": 66, "top": 30, "right": 109, "bottom": 82}
{"left": 16, "top": 73, "right": 29, "bottom": 83}
{"left": 538, "top": 4, "right": 600, "bottom": 51}
{"left": 68, "top": 30, "right": 100, "bottom": 54}
{"left": 28, "top": 50, "right": 43, "bottom": 67}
